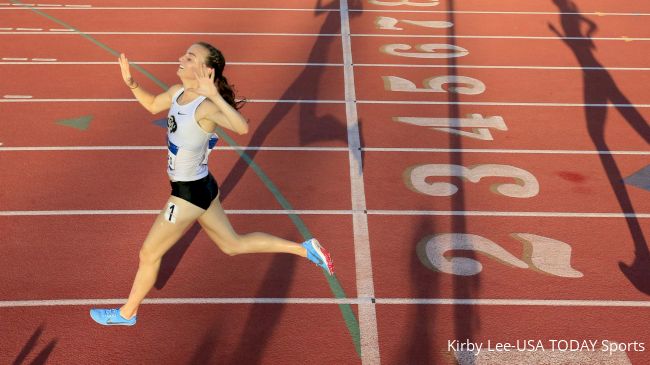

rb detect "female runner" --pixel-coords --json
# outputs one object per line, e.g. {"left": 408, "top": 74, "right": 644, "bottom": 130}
{"left": 90, "top": 42, "right": 334, "bottom": 326}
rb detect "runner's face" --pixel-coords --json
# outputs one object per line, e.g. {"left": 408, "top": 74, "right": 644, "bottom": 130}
{"left": 177, "top": 44, "right": 209, "bottom": 80}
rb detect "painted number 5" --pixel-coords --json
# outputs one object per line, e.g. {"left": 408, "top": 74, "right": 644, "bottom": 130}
{"left": 405, "top": 164, "right": 540, "bottom": 198}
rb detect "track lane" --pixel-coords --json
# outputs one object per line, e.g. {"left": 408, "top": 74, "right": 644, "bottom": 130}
{"left": 375, "top": 304, "right": 649, "bottom": 364}
{"left": 0, "top": 303, "right": 361, "bottom": 364}
{"left": 368, "top": 214, "right": 650, "bottom": 301}
{"left": 0, "top": 150, "right": 352, "bottom": 211}
{"left": 362, "top": 151, "right": 650, "bottom": 213}
{"left": 1, "top": 8, "right": 341, "bottom": 34}
{"left": 357, "top": 104, "right": 650, "bottom": 152}
{"left": 348, "top": 11, "right": 650, "bottom": 38}
{"left": 350, "top": 37, "right": 650, "bottom": 68}
{"left": 0, "top": 214, "right": 356, "bottom": 300}
{"left": 357, "top": 0, "right": 650, "bottom": 13}
{"left": 1, "top": 64, "right": 345, "bottom": 101}
{"left": 0, "top": 102, "right": 349, "bottom": 148}
{"left": 354, "top": 66, "right": 650, "bottom": 104}
{"left": 0, "top": 34, "right": 343, "bottom": 63}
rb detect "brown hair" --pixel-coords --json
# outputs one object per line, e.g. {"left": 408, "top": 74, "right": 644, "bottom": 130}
{"left": 197, "top": 41, "right": 246, "bottom": 110}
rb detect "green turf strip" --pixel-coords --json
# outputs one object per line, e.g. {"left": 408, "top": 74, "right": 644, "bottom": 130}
{"left": 9, "top": 0, "right": 362, "bottom": 357}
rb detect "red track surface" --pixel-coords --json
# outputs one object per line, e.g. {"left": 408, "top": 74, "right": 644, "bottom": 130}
{"left": 1, "top": 0, "right": 649, "bottom": 364}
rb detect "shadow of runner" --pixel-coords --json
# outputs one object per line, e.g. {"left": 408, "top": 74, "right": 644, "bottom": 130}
{"left": 446, "top": 0, "right": 481, "bottom": 351}
{"left": 401, "top": 217, "right": 440, "bottom": 364}
{"left": 549, "top": 0, "right": 650, "bottom": 294}
{"left": 228, "top": 255, "right": 297, "bottom": 364}
{"left": 155, "top": 222, "right": 202, "bottom": 290}
{"left": 219, "top": 0, "right": 362, "bottom": 202}
{"left": 13, "top": 325, "right": 57, "bottom": 365}
{"left": 187, "top": 324, "right": 224, "bottom": 365}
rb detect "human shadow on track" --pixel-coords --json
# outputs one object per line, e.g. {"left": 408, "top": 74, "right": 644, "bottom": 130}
{"left": 12, "top": 325, "right": 58, "bottom": 365}
{"left": 549, "top": 0, "right": 650, "bottom": 294}
{"left": 155, "top": 222, "right": 202, "bottom": 290}
{"left": 218, "top": 0, "right": 361, "bottom": 202}
{"left": 404, "top": 217, "right": 440, "bottom": 364}
{"left": 446, "top": 0, "right": 481, "bottom": 355}
{"left": 228, "top": 255, "right": 298, "bottom": 363}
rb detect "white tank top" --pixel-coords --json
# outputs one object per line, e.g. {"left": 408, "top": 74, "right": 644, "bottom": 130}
{"left": 166, "top": 88, "right": 219, "bottom": 181}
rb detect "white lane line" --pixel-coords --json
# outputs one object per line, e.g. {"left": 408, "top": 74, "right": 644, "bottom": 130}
{"left": 340, "top": 1, "right": 380, "bottom": 364}
{"left": 362, "top": 148, "right": 650, "bottom": 155}
{"left": 3, "top": 61, "right": 650, "bottom": 71}
{"left": 2, "top": 61, "right": 650, "bottom": 71}
{"left": 3, "top": 31, "right": 650, "bottom": 41}
{"left": 376, "top": 298, "right": 650, "bottom": 307}
{"left": 4, "top": 98, "right": 650, "bottom": 108}
{"left": 356, "top": 100, "right": 650, "bottom": 108}
{"left": 2, "top": 146, "right": 648, "bottom": 155}
{"left": 2, "top": 30, "right": 649, "bottom": 41}
{"left": 357, "top": 10, "right": 650, "bottom": 16}
{"left": 0, "top": 61, "right": 342, "bottom": 66}
{"left": 49, "top": 28, "right": 73, "bottom": 31}
{"left": 3, "top": 95, "right": 32, "bottom": 99}
{"left": 0, "top": 98, "right": 135, "bottom": 102}
{"left": 0, "top": 210, "right": 351, "bottom": 216}
{"left": 370, "top": 211, "right": 650, "bottom": 218}
{"left": 356, "top": 64, "right": 650, "bottom": 71}
{"left": 1, "top": 57, "right": 57, "bottom": 61}
{"left": 1, "top": 6, "right": 649, "bottom": 16}
{"left": 0, "top": 31, "right": 340, "bottom": 36}
{"left": 352, "top": 34, "right": 650, "bottom": 41}
{"left": 3, "top": 6, "right": 339, "bottom": 11}
{"left": 1, "top": 210, "right": 648, "bottom": 218}
{"left": 2, "top": 297, "right": 650, "bottom": 308}
{"left": 0, "top": 298, "right": 365, "bottom": 308}
{"left": 0, "top": 146, "right": 347, "bottom": 152}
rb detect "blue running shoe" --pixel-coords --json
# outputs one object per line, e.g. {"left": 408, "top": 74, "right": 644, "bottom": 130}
{"left": 90, "top": 308, "right": 136, "bottom": 326}
{"left": 302, "top": 238, "right": 334, "bottom": 275}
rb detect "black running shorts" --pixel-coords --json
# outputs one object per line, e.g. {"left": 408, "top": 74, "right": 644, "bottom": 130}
{"left": 170, "top": 173, "right": 219, "bottom": 210}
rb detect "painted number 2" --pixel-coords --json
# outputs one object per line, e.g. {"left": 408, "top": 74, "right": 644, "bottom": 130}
{"left": 418, "top": 233, "right": 583, "bottom": 278}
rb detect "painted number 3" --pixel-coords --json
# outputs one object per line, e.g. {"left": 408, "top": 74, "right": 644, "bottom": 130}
{"left": 405, "top": 164, "right": 540, "bottom": 198}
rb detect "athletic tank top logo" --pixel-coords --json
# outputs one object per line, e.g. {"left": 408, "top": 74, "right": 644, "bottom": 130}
{"left": 167, "top": 115, "right": 178, "bottom": 133}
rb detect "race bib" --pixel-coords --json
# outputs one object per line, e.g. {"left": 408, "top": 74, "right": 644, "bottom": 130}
{"left": 167, "top": 139, "right": 179, "bottom": 170}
